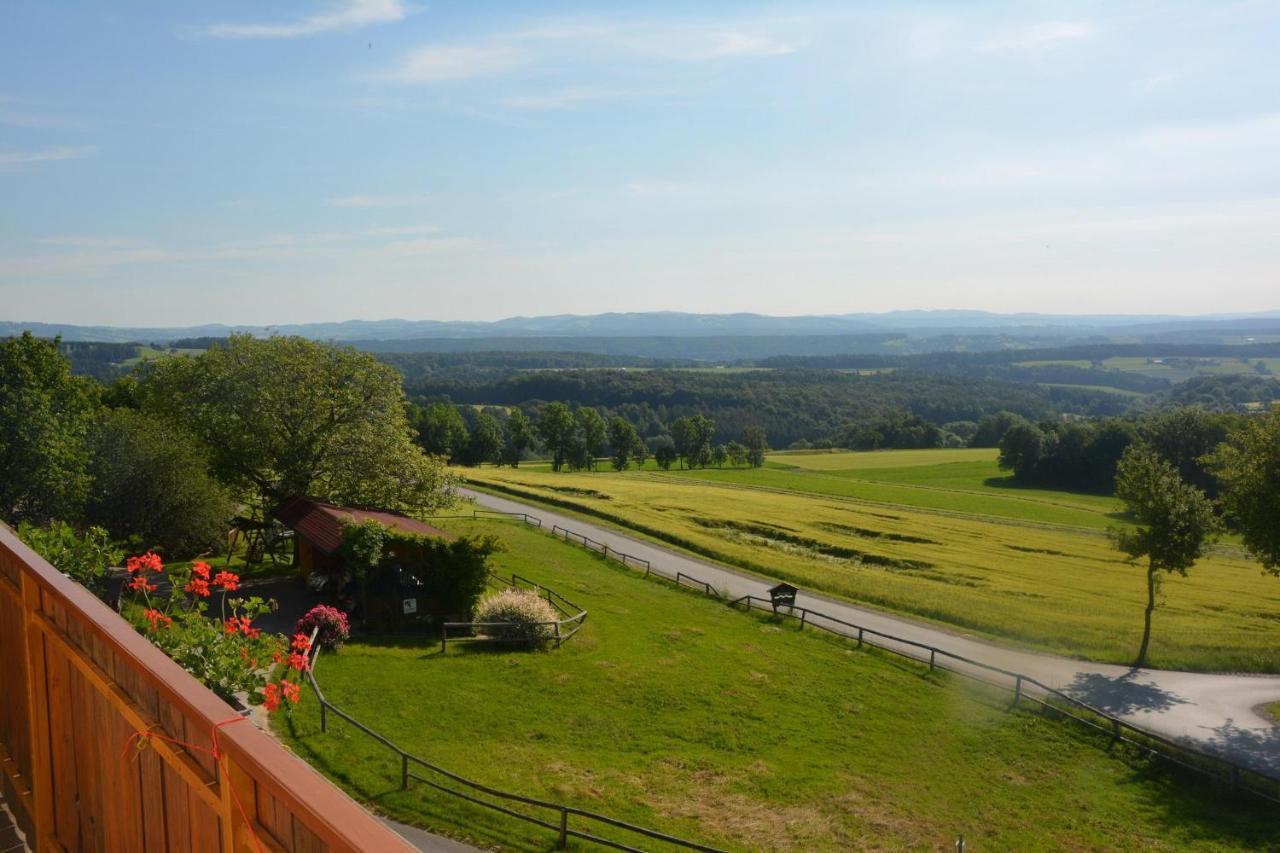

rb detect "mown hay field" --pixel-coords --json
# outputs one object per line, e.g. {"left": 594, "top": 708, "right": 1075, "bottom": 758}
{"left": 463, "top": 455, "right": 1280, "bottom": 672}
{"left": 277, "top": 519, "right": 1279, "bottom": 852}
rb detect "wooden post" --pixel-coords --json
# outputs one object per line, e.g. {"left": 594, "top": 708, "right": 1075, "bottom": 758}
{"left": 219, "top": 753, "right": 258, "bottom": 853}
{"left": 19, "top": 571, "right": 54, "bottom": 849}
{"left": 319, "top": 699, "right": 327, "bottom": 733}
{"left": 1013, "top": 675, "right": 1022, "bottom": 706}
{"left": 929, "top": 649, "right": 936, "bottom": 671}
{"left": 799, "top": 609, "right": 807, "bottom": 628}
{"left": 557, "top": 808, "right": 568, "bottom": 850}
{"left": 857, "top": 627, "right": 864, "bottom": 648}
{"left": 401, "top": 754, "right": 410, "bottom": 790}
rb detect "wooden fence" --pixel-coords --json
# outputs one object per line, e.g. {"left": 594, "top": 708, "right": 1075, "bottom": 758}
{"left": 468, "top": 509, "right": 1280, "bottom": 806}
{"left": 440, "top": 571, "right": 588, "bottom": 651}
{"left": 0, "top": 523, "right": 415, "bottom": 853}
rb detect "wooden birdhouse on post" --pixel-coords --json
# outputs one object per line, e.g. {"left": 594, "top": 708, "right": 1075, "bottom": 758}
{"left": 768, "top": 582, "right": 798, "bottom": 611}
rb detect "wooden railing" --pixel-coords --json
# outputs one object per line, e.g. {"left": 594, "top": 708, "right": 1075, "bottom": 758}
{"left": 0, "top": 523, "right": 415, "bottom": 853}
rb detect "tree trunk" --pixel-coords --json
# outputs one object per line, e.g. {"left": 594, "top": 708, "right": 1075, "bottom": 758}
{"left": 1135, "top": 564, "right": 1157, "bottom": 667}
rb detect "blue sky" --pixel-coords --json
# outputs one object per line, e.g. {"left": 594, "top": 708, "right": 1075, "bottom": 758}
{"left": 2, "top": 1, "right": 1279, "bottom": 325}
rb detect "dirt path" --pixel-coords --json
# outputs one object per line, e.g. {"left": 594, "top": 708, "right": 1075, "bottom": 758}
{"left": 462, "top": 487, "right": 1280, "bottom": 780}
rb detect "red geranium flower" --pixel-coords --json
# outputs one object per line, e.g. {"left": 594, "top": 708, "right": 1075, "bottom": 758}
{"left": 262, "top": 683, "right": 281, "bottom": 712}
{"left": 282, "top": 680, "right": 301, "bottom": 704}
{"left": 184, "top": 577, "right": 210, "bottom": 598}
{"left": 191, "top": 561, "right": 211, "bottom": 580}
{"left": 126, "top": 552, "right": 164, "bottom": 574}
{"left": 129, "top": 575, "right": 157, "bottom": 593}
{"left": 287, "top": 651, "right": 310, "bottom": 673}
{"left": 213, "top": 571, "right": 239, "bottom": 592}
{"left": 142, "top": 608, "right": 171, "bottom": 630}
{"left": 291, "top": 633, "right": 312, "bottom": 653}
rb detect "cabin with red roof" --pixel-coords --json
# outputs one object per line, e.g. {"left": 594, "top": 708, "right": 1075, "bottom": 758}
{"left": 272, "top": 496, "right": 453, "bottom": 581}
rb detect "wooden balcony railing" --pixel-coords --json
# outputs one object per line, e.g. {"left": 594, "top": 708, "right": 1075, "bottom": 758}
{"left": 0, "top": 523, "right": 415, "bottom": 853}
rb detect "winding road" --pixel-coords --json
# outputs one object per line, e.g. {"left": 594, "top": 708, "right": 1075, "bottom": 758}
{"left": 461, "top": 488, "right": 1280, "bottom": 781}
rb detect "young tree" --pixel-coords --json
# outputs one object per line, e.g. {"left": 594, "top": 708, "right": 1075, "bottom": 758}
{"left": 503, "top": 408, "right": 534, "bottom": 467}
{"left": 630, "top": 435, "right": 650, "bottom": 469}
{"left": 1209, "top": 412, "right": 1280, "bottom": 574}
{"left": 465, "top": 411, "right": 504, "bottom": 467}
{"left": 725, "top": 440, "right": 748, "bottom": 467}
{"left": 86, "top": 408, "right": 234, "bottom": 557}
{"left": 711, "top": 444, "right": 728, "bottom": 468}
{"left": 415, "top": 403, "right": 469, "bottom": 463}
{"left": 537, "top": 402, "right": 576, "bottom": 471}
{"left": 688, "top": 415, "right": 716, "bottom": 468}
{"left": 742, "top": 426, "right": 767, "bottom": 467}
{"left": 608, "top": 416, "right": 641, "bottom": 471}
{"left": 575, "top": 407, "right": 607, "bottom": 471}
{"left": 141, "top": 335, "right": 456, "bottom": 516}
{"left": 669, "top": 416, "right": 695, "bottom": 469}
{"left": 654, "top": 445, "right": 677, "bottom": 470}
{"left": 1112, "top": 444, "right": 1221, "bottom": 667}
{"left": 0, "top": 333, "right": 95, "bottom": 524}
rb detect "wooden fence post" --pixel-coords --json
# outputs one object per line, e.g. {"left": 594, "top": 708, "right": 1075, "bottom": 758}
{"left": 401, "top": 754, "right": 410, "bottom": 790}
{"left": 1013, "top": 676, "right": 1022, "bottom": 706}
{"left": 219, "top": 753, "right": 259, "bottom": 853}
{"left": 19, "top": 571, "right": 54, "bottom": 848}
{"left": 558, "top": 808, "right": 569, "bottom": 849}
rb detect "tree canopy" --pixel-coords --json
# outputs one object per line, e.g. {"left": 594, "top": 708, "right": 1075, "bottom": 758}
{"left": 141, "top": 334, "right": 455, "bottom": 515}
{"left": 0, "top": 333, "right": 95, "bottom": 524}
{"left": 1210, "top": 412, "right": 1280, "bottom": 574}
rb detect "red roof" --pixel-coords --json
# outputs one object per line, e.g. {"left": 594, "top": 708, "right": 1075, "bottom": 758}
{"left": 271, "top": 496, "right": 453, "bottom": 554}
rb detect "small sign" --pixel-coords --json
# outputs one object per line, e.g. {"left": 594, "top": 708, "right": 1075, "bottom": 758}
{"left": 768, "top": 583, "right": 798, "bottom": 609}
{"left": 402, "top": 598, "right": 418, "bottom": 615}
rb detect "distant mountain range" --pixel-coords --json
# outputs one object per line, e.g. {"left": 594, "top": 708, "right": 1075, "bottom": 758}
{"left": 6, "top": 310, "right": 1280, "bottom": 345}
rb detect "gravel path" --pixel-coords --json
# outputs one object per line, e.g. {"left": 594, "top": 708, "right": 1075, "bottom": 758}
{"left": 462, "top": 487, "right": 1280, "bottom": 780}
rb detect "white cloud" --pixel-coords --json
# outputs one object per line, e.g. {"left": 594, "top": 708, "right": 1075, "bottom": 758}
{"left": 624, "top": 180, "right": 688, "bottom": 197}
{"left": 979, "top": 21, "right": 1094, "bottom": 53}
{"left": 503, "top": 86, "right": 667, "bottom": 111}
{"left": 0, "top": 145, "right": 96, "bottom": 170}
{"left": 379, "top": 44, "right": 528, "bottom": 83}
{"left": 695, "top": 31, "right": 794, "bottom": 60}
{"left": 200, "top": 0, "right": 406, "bottom": 39}
{"left": 362, "top": 223, "right": 441, "bottom": 236}
{"left": 328, "top": 193, "right": 432, "bottom": 208}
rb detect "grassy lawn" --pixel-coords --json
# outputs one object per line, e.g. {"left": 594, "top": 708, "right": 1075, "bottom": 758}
{"left": 275, "top": 518, "right": 1278, "bottom": 851}
{"left": 461, "top": 467, "right": 1280, "bottom": 672}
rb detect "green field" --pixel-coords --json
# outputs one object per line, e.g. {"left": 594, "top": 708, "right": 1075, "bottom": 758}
{"left": 275, "top": 519, "right": 1277, "bottom": 852}
{"left": 1017, "top": 356, "right": 1280, "bottom": 383}
{"left": 463, "top": 450, "right": 1280, "bottom": 672}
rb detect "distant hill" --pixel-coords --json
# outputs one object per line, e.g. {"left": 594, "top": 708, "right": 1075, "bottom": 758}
{"left": 5, "top": 310, "right": 1280, "bottom": 356}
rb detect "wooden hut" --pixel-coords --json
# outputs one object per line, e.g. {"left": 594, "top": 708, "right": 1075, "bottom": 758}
{"left": 271, "top": 496, "right": 453, "bottom": 580}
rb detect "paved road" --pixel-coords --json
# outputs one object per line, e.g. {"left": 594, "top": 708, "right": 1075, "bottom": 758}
{"left": 462, "top": 488, "right": 1280, "bottom": 780}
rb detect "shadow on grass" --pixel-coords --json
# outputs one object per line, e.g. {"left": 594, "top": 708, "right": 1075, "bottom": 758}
{"left": 1063, "top": 670, "right": 1191, "bottom": 716}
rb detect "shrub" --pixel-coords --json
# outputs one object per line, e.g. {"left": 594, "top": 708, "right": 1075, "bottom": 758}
{"left": 294, "top": 605, "right": 351, "bottom": 650}
{"left": 17, "top": 521, "right": 121, "bottom": 596}
{"left": 473, "top": 588, "right": 558, "bottom": 645}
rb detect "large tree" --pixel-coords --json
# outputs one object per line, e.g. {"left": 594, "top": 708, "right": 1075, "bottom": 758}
{"left": 1112, "top": 444, "right": 1220, "bottom": 667}
{"left": 464, "top": 411, "right": 504, "bottom": 467}
{"left": 1209, "top": 412, "right": 1280, "bottom": 574}
{"left": 141, "top": 335, "right": 455, "bottom": 515}
{"left": 502, "top": 408, "right": 534, "bottom": 467}
{"left": 742, "top": 426, "right": 768, "bottom": 468}
{"left": 574, "top": 407, "right": 607, "bottom": 471}
{"left": 537, "top": 402, "right": 577, "bottom": 471}
{"left": 414, "top": 403, "right": 469, "bottom": 463}
{"left": 86, "top": 408, "right": 233, "bottom": 557}
{"left": 607, "top": 416, "right": 642, "bottom": 471}
{"left": 0, "top": 333, "right": 95, "bottom": 524}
